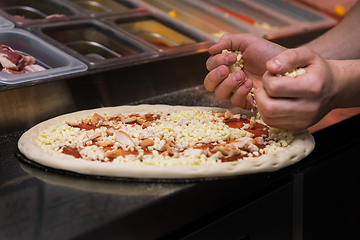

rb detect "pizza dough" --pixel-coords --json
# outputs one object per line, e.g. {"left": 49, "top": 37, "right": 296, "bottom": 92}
{"left": 18, "top": 105, "right": 315, "bottom": 179}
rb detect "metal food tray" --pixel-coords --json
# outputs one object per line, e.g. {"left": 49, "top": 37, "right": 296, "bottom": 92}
{"left": 252, "top": 0, "right": 338, "bottom": 31}
{"left": 102, "top": 12, "right": 215, "bottom": 57}
{"left": 0, "top": 0, "right": 87, "bottom": 26}
{"left": 63, "top": 0, "right": 148, "bottom": 18}
{"left": 188, "top": 0, "right": 305, "bottom": 39}
{"left": 136, "top": 0, "right": 260, "bottom": 40}
{"left": 28, "top": 19, "right": 159, "bottom": 69}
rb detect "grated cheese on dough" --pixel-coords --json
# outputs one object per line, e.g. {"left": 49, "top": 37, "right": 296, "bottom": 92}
{"left": 37, "top": 108, "right": 294, "bottom": 166}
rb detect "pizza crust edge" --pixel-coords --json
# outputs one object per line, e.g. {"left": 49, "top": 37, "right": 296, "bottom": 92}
{"left": 18, "top": 105, "right": 315, "bottom": 179}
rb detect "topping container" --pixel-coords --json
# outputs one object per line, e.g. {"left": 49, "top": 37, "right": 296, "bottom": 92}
{"left": 251, "top": 0, "right": 338, "bottom": 32}
{"left": 294, "top": 0, "right": 357, "bottom": 20}
{"left": 103, "top": 13, "right": 215, "bottom": 56}
{"left": 63, "top": 0, "right": 148, "bottom": 18}
{"left": 0, "top": 0, "right": 86, "bottom": 26}
{"left": 0, "top": 28, "right": 87, "bottom": 84}
{"left": 136, "top": 0, "right": 261, "bottom": 40}
{"left": 185, "top": 0, "right": 305, "bottom": 39}
{"left": 29, "top": 19, "right": 158, "bottom": 69}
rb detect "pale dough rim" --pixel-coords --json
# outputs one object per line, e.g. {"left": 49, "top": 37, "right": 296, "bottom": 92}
{"left": 18, "top": 104, "right": 315, "bottom": 179}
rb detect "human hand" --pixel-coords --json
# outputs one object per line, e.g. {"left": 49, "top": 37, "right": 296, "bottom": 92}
{"left": 204, "top": 33, "right": 285, "bottom": 110}
{"left": 255, "top": 47, "right": 338, "bottom": 130}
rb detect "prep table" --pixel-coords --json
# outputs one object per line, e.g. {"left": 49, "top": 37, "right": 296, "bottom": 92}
{"left": 1, "top": 78, "right": 360, "bottom": 239}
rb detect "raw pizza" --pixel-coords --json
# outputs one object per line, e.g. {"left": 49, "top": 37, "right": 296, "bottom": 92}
{"left": 18, "top": 105, "right": 315, "bottom": 179}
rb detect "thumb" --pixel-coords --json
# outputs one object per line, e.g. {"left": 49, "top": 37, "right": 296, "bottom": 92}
{"left": 266, "top": 47, "right": 314, "bottom": 75}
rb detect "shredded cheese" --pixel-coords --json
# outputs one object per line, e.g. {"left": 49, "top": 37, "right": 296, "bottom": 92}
{"left": 222, "top": 49, "right": 244, "bottom": 74}
{"left": 276, "top": 68, "right": 306, "bottom": 78}
{"left": 37, "top": 109, "right": 294, "bottom": 166}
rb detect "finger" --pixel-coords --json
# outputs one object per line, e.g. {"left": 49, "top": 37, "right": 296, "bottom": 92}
{"left": 266, "top": 47, "right": 315, "bottom": 75}
{"left": 230, "top": 78, "right": 254, "bottom": 110}
{"left": 204, "top": 65, "right": 229, "bottom": 91}
{"left": 206, "top": 52, "right": 237, "bottom": 71}
{"left": 208, "top": 33, "right": 260, "bottom": 55}
{"left": 214, "top": 71, "right": 247, "bottom": 100}
{"left": 255, "top": 87, "right": 320, "bottom": 128}
{"left": 260, "top": 118, "right": 301, "bottom": 131}
{"left": 255, "top": 86, "right": 295, "bottom": 118}
{"left": 208, "top": 34, "right": 238, "bottom": 55}
{"left": 258, "top": 113, "right": 314, "bottom": 131}
{"left": 262, "top": 64, "right": 321, "bottom": 99}
{"left": 262, "top": 71, "right": 302, "bottom": 98}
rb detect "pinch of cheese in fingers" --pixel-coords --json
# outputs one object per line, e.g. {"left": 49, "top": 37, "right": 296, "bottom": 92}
{"left": 222, "top": 49, "right": 244, "bottom": 74}
{"left": 222, "top": 49, "right": 257, "bottom": 112}
{"left": 276, "top": 68, "right": 306, "bottom": 78}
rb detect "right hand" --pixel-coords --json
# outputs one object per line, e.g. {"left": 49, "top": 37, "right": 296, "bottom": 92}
{"left": 255, "top": 47, "right": 339, "bottom": 130}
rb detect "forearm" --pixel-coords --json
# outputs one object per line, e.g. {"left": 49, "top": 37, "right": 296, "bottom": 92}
{"left": 304, "top": 1, "right": 360, "bottom": 60}
{"left": 329, "top": 59, "right": 360, "bottom": 109}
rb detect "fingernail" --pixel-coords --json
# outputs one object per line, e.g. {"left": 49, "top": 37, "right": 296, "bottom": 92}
{"left": 269, "top": 58, "right": 282, "bottom": 69}
{"left": 226, "top": 54, "right": 236, "bottom": 64}
{"left": 217, "top": 67, "right": 226, "bottom": 77}
{"left": 243, "top": 79, "right": 252, "bottom": 89}
{"left": 232, "top": 71, "right": 242, "bottom": 83}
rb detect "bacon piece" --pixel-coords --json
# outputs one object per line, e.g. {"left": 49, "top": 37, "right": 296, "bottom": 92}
{"left": 120, "top": 115, "right": 147, "bottom": 125}
{"left": 0, "top": 45, "right": 23, "bottom": 68}
{"left": 0, "top": 45, "right": 15, "bottom": 54}
{"left": 224, "top": 110, "right": 233, "bottom": 120}
{"left": 109, "top": 113, "right": 123, "bottom": 121}
{"left": 106, "top": 149, "right": 126, "bottom": 159}
{"left": 0, "top": 56, "right": 18, "bottom": 70}
{"left": 24, "top": 64, "right": 46, "bottom": 73}
{"left": 115, "top": 131, "right": 135, "bottom": 148}
{"left": 212, "top": 151, "right": 225, "bottom": 159}
{"left": 160, "top": 140, "right": 175, "bottom": 156}
{"left": 136, "top": 117, "right": 146, "bottom": 125}
{"left": 140, "top": 139, "right": 154, "bottom": 148}
{"left": 212, "top": 145, "right": 241, "bottom": 157}
{"left": 0, "top": 45, "right": 46, "bottom": 74}
{"left": 90, "top": 113, "right": 104, "bottom": 127}
{"left": 231, "top": 138, "right": 259, "bottom": 152}
{"left": 211, "top": 137, "right": 259, "bottom": 158}
{"left": 17, "top": 56, "right": 36, "bottom": 69}
{"left": 249, "top": 116, "right": 256, "bottom": 129}
{"left": 224, "top": 110, "right": 241, "bottom": 122}
{"left": 183, "top": 148, "right": 203, "bottom": 157}
{"left": 106, "top": 128, "right": 115, "bottom": 136}
{"left": 139, "top": 130, "right": 157, "bottom": 140}
{"left": 121, "top": 116, "right": 137, "bottom": 124}
{"left": 251, "top": 136, "right": 264, "bottom": 145}
{"left": 98, "top": 140, "right": 113, "bottom": 147}
{"left": 46, "top": 14, "right": 66, "bottom": 19}
{"left": 1, "top": 68, "right": 25, "bottom": 74}
{"left": 87, "top": 132, "right": 101, "bottom": 141}
{"left": 142, "top": 121, "right": 152, "bottom": 129}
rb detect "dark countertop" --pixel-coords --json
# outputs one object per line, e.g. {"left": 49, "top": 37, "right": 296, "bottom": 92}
{"left": 1, "top": 85, "right": 360, "bottom": 240}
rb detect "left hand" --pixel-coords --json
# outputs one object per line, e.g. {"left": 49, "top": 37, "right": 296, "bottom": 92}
{"left": 204, "top": 34, "right": 285, "bottom": 110}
